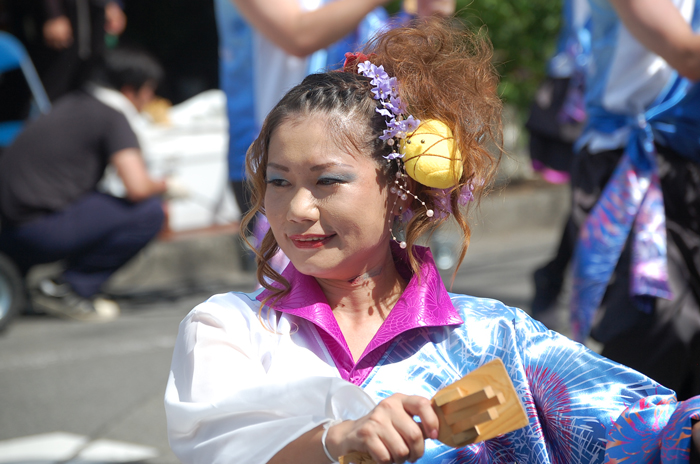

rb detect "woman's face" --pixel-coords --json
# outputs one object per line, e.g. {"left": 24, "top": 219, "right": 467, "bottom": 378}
{"left": 264, "top": 113, "right": 394, "bottom": 281}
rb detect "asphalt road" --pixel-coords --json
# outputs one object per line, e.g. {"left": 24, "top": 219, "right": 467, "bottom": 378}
{"left": 0, "top": 221, "right": 566, "bottom": 464}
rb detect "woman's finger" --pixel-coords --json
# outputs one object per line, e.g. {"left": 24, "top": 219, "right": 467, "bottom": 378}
{"left": 337, "top": 394, "right": 437, "bottom": 462}
{"left": 389, "top": 415, "right": 425, "bottom": 462}
{"left": 364, "top": 433, "right": 394, "bottom": 464}
{"left": 401, "top": 395, "right": 440, "bottom": 440}
{"left": 384, "top": 420, "right": 422, "bottom": 464}
{"left": 385, "top": 394, "right": 436, "bottom": 462}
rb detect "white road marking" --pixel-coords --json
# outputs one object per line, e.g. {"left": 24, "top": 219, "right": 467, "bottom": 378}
{"left": 0, "top": 432, "right": 158, "bottom": 463}
{"left": 0, "top": 432, "right": 85, "bottom": 462}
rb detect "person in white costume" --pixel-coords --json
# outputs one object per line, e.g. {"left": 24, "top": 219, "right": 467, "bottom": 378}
{"left": 166, "top": 19, "right": 700, "bottom": 464}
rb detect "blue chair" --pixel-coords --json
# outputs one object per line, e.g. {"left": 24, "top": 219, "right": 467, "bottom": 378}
{"left": 0, "top": 33, "right": 48, "bottom": 329}
{"left": 0, "top": 32, "right": 51, "bottom": 148}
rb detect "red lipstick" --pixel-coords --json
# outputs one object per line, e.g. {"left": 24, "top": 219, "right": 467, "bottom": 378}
{"left": 288, "top": 234, "right": 335, "bottom": 249}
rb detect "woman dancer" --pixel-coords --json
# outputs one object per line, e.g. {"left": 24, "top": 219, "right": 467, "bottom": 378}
{"left": 165, "top": 19, "right": 700, "bottom": 464}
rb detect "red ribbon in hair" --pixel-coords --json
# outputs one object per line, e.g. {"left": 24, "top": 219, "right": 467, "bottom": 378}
{"left": 343, "top": 52, "right": 375, "bottom": 72}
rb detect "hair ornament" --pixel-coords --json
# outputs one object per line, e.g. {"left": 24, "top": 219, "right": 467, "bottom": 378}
{"left": 432, "top": 185, "right": 475, "bottom": 220}
{"left": 403, "top": 120, "right": 463, "bottom": 189}
{"left": 347, "top": 55, "right": 464, "bottom": 190}
{"left": 346, "top": 53, "right": 471, "bottom": 247}
{"left": 354, "top": 59, "right": 420, "bottom": 160}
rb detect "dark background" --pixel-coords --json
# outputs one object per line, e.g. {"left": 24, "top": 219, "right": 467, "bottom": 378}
{"left": 119, "top": 0, "right": 219, "bottom": 105}
{"left": 1, "top": 0, "right": 562, "bottom": 116}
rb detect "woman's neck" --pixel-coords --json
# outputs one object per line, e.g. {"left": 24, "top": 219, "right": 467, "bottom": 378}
{"left": 315, "top": 249, "right": 407, "bottom": 361}
{"left": 318, "top": 250, "right": 406, "bottom": 317}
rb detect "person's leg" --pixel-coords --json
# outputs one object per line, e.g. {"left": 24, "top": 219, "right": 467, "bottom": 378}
{"left": 3, "top": 193, "right": 164, "bottom": 298}
{"left": 599, "top": 233, "right": 700, "bottom": 400}
{"left": 530, "top": 148, "right": 623, "bottom": 317}
{"left": 61, "top": 195, "right": 165, "bottom": 297}
{"left": 531, "top": 216, "right": 576, "bottom": 315}
{"left": 596, "top": 146, "right": 700, "bottom": 399}
{"left": 568, "top": 148, "right": 638, "bottom": 338}
{"left": 38, "top": 40, "right": 82, "bottom": 102}
{"left": 0, "top": 218, "right": 72, "bottom": 275}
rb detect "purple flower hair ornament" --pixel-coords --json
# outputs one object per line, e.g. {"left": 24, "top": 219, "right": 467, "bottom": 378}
{"left": 356, "top": 60, "right": 421, "bottom": 160}
{"left": 432, "top": 185, "right": 475, "bottom": 219}
{"left": 353, "top": 58, "right": 468, "bottom": 244}
{"left": 355, "top": 60, "right": 464, "bottom": 190}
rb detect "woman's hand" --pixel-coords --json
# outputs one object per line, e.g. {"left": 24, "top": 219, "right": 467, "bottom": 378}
{"left": 325, "top": 394, "right": 439, "bottom": 464}
{"left": 43, "top": 16, "right": 73, "bottom": 49}
{"left": 104, "top": 2, "right": 127, "bottom": 36}
{"left": 693, "top": 420, "right": 700, "bottom": 455}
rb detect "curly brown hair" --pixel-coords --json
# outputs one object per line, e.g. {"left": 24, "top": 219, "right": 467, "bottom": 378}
{"left": 242, "top": 17, "right": 503, "bottom": 306}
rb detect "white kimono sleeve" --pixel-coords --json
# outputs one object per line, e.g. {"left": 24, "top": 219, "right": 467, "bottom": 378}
{"left": 164, "top": 292, "right": 376, "bottom": 464}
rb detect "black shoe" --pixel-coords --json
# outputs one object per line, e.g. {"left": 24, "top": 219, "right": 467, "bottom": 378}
{"left": 33, "top": 278, "right": 120, "bottom": 322}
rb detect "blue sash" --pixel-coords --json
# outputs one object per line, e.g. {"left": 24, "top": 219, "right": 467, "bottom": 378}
{"left": 570, "top": 78, "right": 700, "bottom": 342}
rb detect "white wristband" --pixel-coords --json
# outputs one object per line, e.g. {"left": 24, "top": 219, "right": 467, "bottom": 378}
{"left": 322, "top": 419, "right": 342, "bottom": 463}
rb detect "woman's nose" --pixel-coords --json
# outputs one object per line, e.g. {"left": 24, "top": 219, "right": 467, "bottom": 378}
{"left": 287, "top": 188, "right": 319, "bottom": 223}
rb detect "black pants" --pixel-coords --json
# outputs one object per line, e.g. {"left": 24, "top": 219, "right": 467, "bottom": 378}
{"left": 6, "top": 0, "right": 106, "bottom": 103}
{"left": 568, "top": 146, "right": 700, "bottom": 400}
{"left": 0, "top": 192, "right": 164, "bottom": 298}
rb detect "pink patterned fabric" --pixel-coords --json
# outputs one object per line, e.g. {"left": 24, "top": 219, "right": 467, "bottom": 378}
{"left": 257, "top": 244, "right": 463, "bottom": 386}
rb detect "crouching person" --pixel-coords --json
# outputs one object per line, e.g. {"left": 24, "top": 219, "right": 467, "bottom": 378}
{"left": 0, "top": 48, "right": 171, "bottom": 321}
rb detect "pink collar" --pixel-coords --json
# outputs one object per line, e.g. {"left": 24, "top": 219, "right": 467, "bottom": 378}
{"left": 257, "top": 244, "right": 463, "bottom": 385}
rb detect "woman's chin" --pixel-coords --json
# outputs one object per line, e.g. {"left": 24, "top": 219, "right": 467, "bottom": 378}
{"left": 291, "top": 259, "right": 340, "bottom": 279}
{"left": 287, "top": 253, "right": 352, "bottom": 280}
{"left": 283, "top": 241, "right": 389, "bottom": 281}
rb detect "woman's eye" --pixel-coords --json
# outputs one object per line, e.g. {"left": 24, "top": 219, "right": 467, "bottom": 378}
{"left": 318, "top": 177, "right": 344, "bottom": 186}
{"left": 266, "top": 178, "right": 289, "bottom": 187}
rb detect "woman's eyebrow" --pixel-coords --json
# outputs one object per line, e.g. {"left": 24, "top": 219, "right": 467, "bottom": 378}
{"left": 267, "top": 163, "right": 289, "bottom": 172}
{"left": 310, "top": 162, "right": 353, "bottom": 172}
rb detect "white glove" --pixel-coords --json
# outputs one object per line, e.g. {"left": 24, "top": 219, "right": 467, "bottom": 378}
{"left": 164, "top": 176, "right": 190, "bottom": 200}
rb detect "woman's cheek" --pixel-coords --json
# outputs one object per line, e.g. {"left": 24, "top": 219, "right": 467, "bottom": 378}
{"left": 263, "top": 201, "right": 285, "bottom": 237}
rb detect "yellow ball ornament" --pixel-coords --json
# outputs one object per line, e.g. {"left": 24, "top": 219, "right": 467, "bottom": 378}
{"left": 401, "top": 119, "right": 462, "bottom": 189}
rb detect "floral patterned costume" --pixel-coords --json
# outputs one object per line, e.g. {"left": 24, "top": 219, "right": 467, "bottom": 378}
{"left": 165, "top": 245, "right": 700, "bottom": 463}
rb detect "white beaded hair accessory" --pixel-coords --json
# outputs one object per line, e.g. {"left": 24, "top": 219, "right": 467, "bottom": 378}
{"left": 351, "top": 56, "right": 466, "bottom": 189}
{"left": 355, "top": 59, "right": 436, "bottom": 248}
{"left": 343, "top": 52, "right": 476, "bottom": 249}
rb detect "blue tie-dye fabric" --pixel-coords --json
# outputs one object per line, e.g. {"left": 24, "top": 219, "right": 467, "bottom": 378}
{"left": 358, "top": 293, "right": 700, "bottom": 463}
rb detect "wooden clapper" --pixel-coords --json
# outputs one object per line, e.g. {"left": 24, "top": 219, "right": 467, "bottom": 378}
{"left": 339, "top": 358, "right": 529, "bottom": 464}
